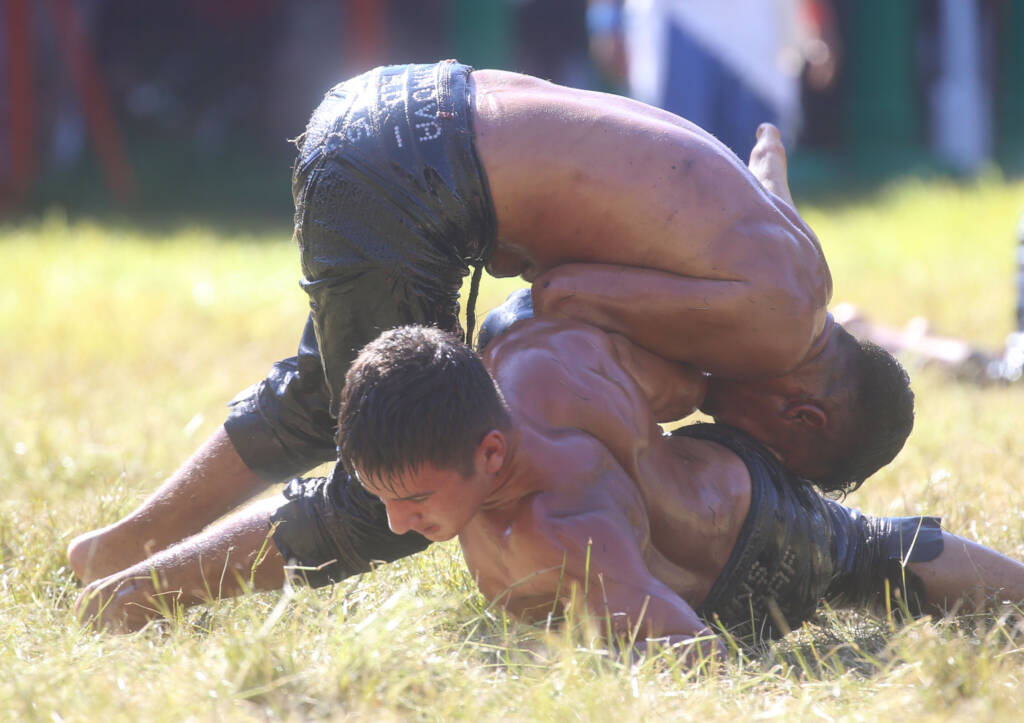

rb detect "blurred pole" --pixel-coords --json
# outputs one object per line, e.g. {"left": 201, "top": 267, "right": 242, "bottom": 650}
{"left": 47, "top": 0, "right": 137, "bottom": 207}
{"left": 348, "top": 0, "right": 389, "bottom": 71}
{"left": 845, "top": 0, "right": 918, "bottom": 160}
{"left": 996, "top": 1, "right": 1024, "bottom": 166}
{"left": 1017, "top": 212, "right": 1024, "bottom": 331}
{"left": 931, "top": 0, "right": 989, "bottom": 175}
{"left": 450, "top": 0, "right": 511, "bottom": 70}
{"left": 2, "top": 0, "right": 35, "bottom": 209}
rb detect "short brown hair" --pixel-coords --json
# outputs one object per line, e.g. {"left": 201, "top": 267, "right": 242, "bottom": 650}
{"left": 819, "top": 330, "right": 915, "bottom": 495}
{"left": 337, "top": 325, "right": 511, "bottom": 492}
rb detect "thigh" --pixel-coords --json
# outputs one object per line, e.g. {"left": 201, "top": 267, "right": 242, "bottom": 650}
{"left": 271, "top": 465, "right": 431, "bottom": 587}
{"left": 302, "top": 263, "right": 462, "bottom": 412}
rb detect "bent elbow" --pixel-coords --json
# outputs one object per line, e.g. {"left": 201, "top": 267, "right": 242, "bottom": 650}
{"left": 531, "top": 268, "right": 625, "bottom": 332}
{"left": 531, "top": 269, "right": 574, "bottom": 317}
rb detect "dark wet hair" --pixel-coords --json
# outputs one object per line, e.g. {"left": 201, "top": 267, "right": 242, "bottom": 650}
{"left": 819, "top": 330, "right": 915, "bottom": 495}
{"left": 337, "top": 325, "right": 511, "bottom": 492}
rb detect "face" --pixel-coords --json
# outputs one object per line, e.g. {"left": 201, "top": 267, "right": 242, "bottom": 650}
{"left": 360, "top": 462, "right": 491, "bottom": 542}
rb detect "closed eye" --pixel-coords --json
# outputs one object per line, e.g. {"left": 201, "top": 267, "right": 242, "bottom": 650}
{"left": 399, "top": 493, "right": 433, "bottom": 504}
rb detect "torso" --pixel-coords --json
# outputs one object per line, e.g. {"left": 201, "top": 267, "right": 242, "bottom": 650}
{"left": 470, "top": 68, "right": 829, "bottom": 303}
{"left": 461, "top": 319, "right": 752, "bottom": 612}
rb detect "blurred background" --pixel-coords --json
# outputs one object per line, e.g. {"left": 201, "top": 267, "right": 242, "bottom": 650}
{"left": 2, "top": 0, "right": 1023, "bottom": 223}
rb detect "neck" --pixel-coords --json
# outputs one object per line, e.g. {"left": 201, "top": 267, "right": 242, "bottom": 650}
{"left": 480, "top": 425, "right": 533, "bottom": 510}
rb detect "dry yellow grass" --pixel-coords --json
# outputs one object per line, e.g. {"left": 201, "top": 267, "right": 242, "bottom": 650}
{"left": 3, "top": 177, "right": 1024, "bottom": 720}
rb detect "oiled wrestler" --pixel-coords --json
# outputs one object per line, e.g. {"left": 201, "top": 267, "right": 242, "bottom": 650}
{"left": 286, "top": 60, "right": 893, "bottom": 487}
{"left": 336, "top": 323, "right": 1022, "bottom": 649}
{"left": 75, "top": 318, "right": 1024, "bottom": 646}
{"left": 68, "top": 61, "right": 912, "bottom": 587}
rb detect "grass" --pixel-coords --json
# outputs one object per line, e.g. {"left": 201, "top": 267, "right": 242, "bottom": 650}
{"left": 4, "top": 176, "right": 1024, "bottom": 720}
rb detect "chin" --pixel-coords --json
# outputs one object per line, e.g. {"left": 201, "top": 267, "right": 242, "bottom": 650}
{"left": 423, "top": 527, "right": 457, "bottom": 542}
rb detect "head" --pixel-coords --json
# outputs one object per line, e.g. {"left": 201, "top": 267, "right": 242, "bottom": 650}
{"left": 337, "top": 325, "right": 513, "bottom": 540}
{"left": 702, "top": 324, "right": 914, "bottom": 494}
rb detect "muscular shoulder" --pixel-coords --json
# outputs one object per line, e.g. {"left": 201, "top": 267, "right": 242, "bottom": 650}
{"left": 484, "top": 318, "right": 649, "bottom": 430}
{"left": 484, "top": 317, "right": 615, "bottom": 397}
{"left": 473, "top": 488, "right": 638, "bottom": 607}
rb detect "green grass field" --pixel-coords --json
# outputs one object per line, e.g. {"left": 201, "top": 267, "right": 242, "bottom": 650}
{"left": 4, "top": 177, "right": 1024, "bottom": 721}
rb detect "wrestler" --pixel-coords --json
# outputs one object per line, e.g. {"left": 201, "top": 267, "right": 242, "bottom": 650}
{"left": 74, "top": 319, "right": 1022, "bottom": 647}
{"left": 68, "top": 60, "right": 911, "bottom": 586}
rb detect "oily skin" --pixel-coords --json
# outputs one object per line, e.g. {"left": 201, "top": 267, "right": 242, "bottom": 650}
{"left": 360, "top": 320, "right": 1024, "bottom": 650}
{"left": 471, "top": 69, "right": 832, "bottom": 379}
{"left": 66, "top": 97, "right": 828, "bottom": 587}
{"left": 360, "top": 319, "right": 752, "bottom": 645}
{"left": 76, "top": 319, "right": 1024, "bottom": 638}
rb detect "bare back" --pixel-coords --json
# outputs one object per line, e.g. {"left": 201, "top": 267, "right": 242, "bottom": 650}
{"left": 460, "top": 318, "right": 751, "bottom": 624}
{"left": 473, "top": 70, "right": 817, "bottom": 276}
{"left": 470, "top": 70, "right": 832, "bottom": 375}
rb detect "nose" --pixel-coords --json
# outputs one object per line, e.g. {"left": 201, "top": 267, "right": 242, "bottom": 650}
{"left": 383, "top": 500, "right": 420, "bottom": 535}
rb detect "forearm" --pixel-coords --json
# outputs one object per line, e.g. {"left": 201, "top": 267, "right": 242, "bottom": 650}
{"left": 77, "top": 496, "right": 287, "bottom": 632}
{"left": 533, "top": 264, "right": 821, "bottom": 377}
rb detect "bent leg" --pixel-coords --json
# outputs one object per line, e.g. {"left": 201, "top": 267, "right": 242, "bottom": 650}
{"left": 908, "top": 532, "right": 1024, "bottom": 616}
{"left": 271, "top": 465, "right": 431, "bottom": 588}
{"left": 68, "top": 426, "right": 270, "bottom": 584}
{"left": 75, "top": 495, "right": 287, "bottom": 633}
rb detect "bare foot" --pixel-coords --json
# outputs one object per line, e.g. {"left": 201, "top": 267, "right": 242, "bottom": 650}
{"left": 747, "top": 123, "right": 794, "bottom": 207}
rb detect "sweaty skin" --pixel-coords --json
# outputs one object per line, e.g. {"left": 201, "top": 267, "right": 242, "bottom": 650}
{"left": 78, "top": 319, "right": 1024, "bottom": 637}
{"left": 66, "top": 73, "right": 822, "bottom": 586}
{"left": 471, "top": 70, "right": 832, "bottom": 378}
{"left": 364, "top": 318, "right": 748, "bottom": 643}
{"left": 476, "top": 321, "right": 749, "bottom": 631}
{"left": 362, "top": 321, "right": 1024, "bottom": 650}
{"left": 68, "top": 74, "right": 832, "bottom": 591}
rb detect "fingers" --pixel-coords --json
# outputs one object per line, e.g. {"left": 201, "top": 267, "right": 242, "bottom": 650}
{"left": 74, "top": 575, "right": 153, "bottom": 634}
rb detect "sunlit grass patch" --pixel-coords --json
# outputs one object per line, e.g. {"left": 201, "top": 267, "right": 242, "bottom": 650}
{"left": 4, "top": 178, "right": 1024, "bottom": 719}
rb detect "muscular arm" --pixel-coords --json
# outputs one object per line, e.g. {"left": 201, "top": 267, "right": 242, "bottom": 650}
{"left": 533, "top": 252, "right": 826, "bottom": 379}
{"left": 606, "top": 332, "right": 706, "bottom": 422}
{"left": 475, "top": 73, "right": 830, "bottom": 378}
{"left": 493, "top": 502, "right": 722, "bottom": 660}
{"left": 75, "top": 495, "right": 287, "bottom": 632}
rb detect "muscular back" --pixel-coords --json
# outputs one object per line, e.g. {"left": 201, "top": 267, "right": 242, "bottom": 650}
{"left": 463, "top": 318, "right": 751, "bottom": 621}
{"left": 470, "top": 70, "right": 831, "bottom": 377}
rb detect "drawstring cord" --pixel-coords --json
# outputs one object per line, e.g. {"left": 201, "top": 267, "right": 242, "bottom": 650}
{"left": 465, "top": 262, "right": 483, "bottom": 349}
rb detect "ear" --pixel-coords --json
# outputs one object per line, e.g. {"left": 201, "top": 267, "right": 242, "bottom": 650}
{"left": 782, "top": 402, "right": 828, "bottom": 429}
{"left": 476, "top": 429, "right": 507, "bottom": 475}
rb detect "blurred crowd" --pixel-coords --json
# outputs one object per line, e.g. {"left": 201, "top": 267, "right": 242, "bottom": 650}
{"left": 1, "top": 0, "right": 1023, "bottom": 213}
